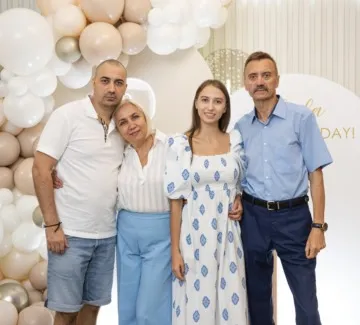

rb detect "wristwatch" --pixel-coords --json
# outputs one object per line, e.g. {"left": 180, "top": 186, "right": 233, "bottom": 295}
{"left": 311, "top": 222, "right": 328, "bottom": 232}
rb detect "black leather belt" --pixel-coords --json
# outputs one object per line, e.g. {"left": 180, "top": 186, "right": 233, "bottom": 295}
{"left": 242, "top": 192, "right": 309, "bottom": 211}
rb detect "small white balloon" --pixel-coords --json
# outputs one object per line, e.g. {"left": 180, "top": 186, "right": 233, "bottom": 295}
{"left": 3, "top": 92, "right": 45, "bottom": 128}
{"left": 46, "top": 54, "right": 72, "bottom": 77}
{"left": 179, "top": 21, "right": 198, "bottom": 50}
{"left": 7, "top": 77, "right": 29, "bottom": 97}
{"left": 211, "top": 6, "right": 228, "bottom": 29}
{"left": 0, "top": 188, "right": 14, "bottom": 205}
{"left": 12, "top": 222, "right": 43, "bottom": 253}
{"left": 163, "top": 3, "right": 183, "bottom": 24}
{"left": 0, "top": 80, "right": 9, "bottom": 98}
{"left": 147, "top": 24, "right": 180, "bottom": 55}
{"left": 150, "top": 0, "right": 171, "bottom": 8}
{"left": 59, "top": 58, "right": 93, "bottom": 89}
{"left": 0, "top": 234, "right": 13, "bottom": 258}
{"left": 0, "top": 69, "right": 14, "bottom": 82}
{"left": 0, "top": 219, "right": 3, "bottom": 245}
{"left": 15, "top": 195, "right": 39, "bottom": 223}
{"left": 12, "top": 188, "right": 23, "bottom": 202}
{"left": 195, "top": 27, "right": 211, "bottom": 49}
{"left": 29, "top": 68, "right": 58, "bottom": 97}
{"left": 37, "top": 236, "right": 48, "bottom": 260}
{"left": 147, "top": 8, "right": 165, "bottom": 27}
{"left": 0, "top": 204, "right": 21, "bottom": 234}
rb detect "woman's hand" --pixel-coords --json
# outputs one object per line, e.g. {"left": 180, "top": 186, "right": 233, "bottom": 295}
{"left": 52, "top": 170, "right": 63, "bottom": 189}
{"left": 172, "top": 250, "right": 185, "bottom": 281}
{"left": 228, "top": 194, "right": 243, "bottom": 221}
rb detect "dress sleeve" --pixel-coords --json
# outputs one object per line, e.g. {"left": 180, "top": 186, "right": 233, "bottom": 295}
{"left": 230, "top": 128, "right": 245, "bottom": 194}
{"left": 164, "top": 134, "right": 192, "bottom": 200}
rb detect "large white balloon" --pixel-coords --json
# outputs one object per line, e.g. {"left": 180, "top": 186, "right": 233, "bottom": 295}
{"left": 28, "top": 68, "right": 58, "bottom": 97}
{"left": 59, "top": 58, "right": 93, "bottom": 89}
{"left": 7, "top": 77, "right": 28, "bottom": 97}
{"left": 12, "top": 222, "right": 43, "bottom": 253}
{"left": 0, "top": 8, "right": 54, "bottom": 76}
{"left": 3, "top": 93, "right": 45, "bottom": 128}
{"left": 147, "top": 24, "right": 180, "bottom": 55}
{"left": 46, "top": 54, "right": 72, "bottom": 77}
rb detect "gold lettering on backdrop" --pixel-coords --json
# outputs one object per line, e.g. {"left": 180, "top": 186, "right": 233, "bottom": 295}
{"left": 305, "top": 98, "right": 356, "bottom": 139}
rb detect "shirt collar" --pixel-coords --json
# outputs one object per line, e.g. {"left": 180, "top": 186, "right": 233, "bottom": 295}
{"left": 124, "top": 129, "right": 166, "bottom": 155}
{"left": 250, "top": 95, "right": 286, "bottom": 123}
{"left": 84, "top": 95, "right": 116, "bottom": 131}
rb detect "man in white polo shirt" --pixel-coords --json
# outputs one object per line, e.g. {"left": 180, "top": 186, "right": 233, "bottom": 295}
{"left": 32, "top": 59, "right": 127, "bottom": 325}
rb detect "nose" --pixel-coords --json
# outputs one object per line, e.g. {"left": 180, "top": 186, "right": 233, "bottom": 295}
{"left": 107, "top": 82, "right": 115, "bottom": 92}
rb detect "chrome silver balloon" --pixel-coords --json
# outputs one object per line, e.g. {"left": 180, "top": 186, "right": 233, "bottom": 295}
{"left": 55, "top": 36, "right": 82, "bottom": 63}
{"left": 0, "top": 282, "right": 30, "bottom": 312}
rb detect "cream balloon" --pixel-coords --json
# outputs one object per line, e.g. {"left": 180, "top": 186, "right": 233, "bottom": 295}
{"left": 80, "top": 0, "right": 125, "bottom": 24}
{"left": 10, "top": 158, "right": 25, "bottom": 173}
{"left": 21, "top": 280, "right": 36, "bottom": 293}
{"left": 0, "top": 235, "right": 13, "bottom": 258}
{"left": 37, "top": 237, "right": 48, "bottom": 261}
{"left": 118, "top": 53, "right": 130, "bottom": 68}
{"left": 124, "top": 0, "right": 152, "bottom": 24}
{"left": 0, "top": 69, "right": 15, "bottom": 82}
{"left": 27, "top": 290, "right": 43, "bottom": 305}
{"left": 17, "top": 124, "right": 45, "bottom": 158}
{"left": 0, "top": 99, "right": 5, "bottom": 127}
{"left": 0, "top": 167, "right": 14, "bottom": 189}
{"left": 53, "top": 4, "right": 87, "bottom": 37}
{"left": 0, "top": 120, "right": 23, "bottom": 136}
{"left": 0, "top": 8, "right": 54, "bottom": 76}
{"left": 12, "top": 188, "right": 23, "bottom": 203}
{"left": 55, "top": 36, "right": 82, "bottom": 63}
{"left": 118, "top": 22, "right": 147, "bottom": 55}
{"left": 0, "top": 300, "right": 18, "bottom": 325}
{"left": 79, "top": 22, "right": 123, "bottom": 66}
{"left": 0, "top": 282, "right": 29, "bottom": 312}
{"left": 29, "top": 261, "right": 47, "bottom": 291}
{"left": 0, "top": 188, "right": 13, "bottom": 205}
{"left": 3, "top": 93, "right": 45, "bottom": 129}
{"left": 7, "top": 77, "right": 28, "bottom": 97}
{"left": 0, "top": 132, "right": 20, "bottom": 167}
{"left": 0, "top": 249, "right": 40, "bottom": 281}
{"left": 0, "top": 204, "right": 21, "bottom": 234}
{"left": 18, "top": 306, "right": 54, "bottom": 325}
{"left": 14, "top": 158, "right": 36, "bottom": 196}
{"left": 36, "top": 0, "right": 79, "bottom": 16}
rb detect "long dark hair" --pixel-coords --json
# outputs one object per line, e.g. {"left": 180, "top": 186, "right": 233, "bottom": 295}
{"left": 186, "top": 79, "right": 231, "bottom": 154}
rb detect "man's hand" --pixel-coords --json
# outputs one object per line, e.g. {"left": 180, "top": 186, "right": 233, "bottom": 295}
{"left": 172, "top": 250, "right": 185, "bottom": 281}
{"left": 228, "top": 195, "right": 243, "bottom": 221}
{"left": 46, "top": 227, "right": 69, "bottom": 254}
{"left": 305, "top": 228, "right": 326, "bottom": 259}
{"left": 52, "top": 170, "right": 63, "bottom": 189}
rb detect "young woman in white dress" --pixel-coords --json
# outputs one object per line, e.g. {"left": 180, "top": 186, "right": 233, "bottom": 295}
{"left": 164, "top": 79, "right": 249, "bottom": 325}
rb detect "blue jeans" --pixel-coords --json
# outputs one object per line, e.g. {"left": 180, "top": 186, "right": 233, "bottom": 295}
{"left": 46, "top": 235, "right": 116, "bottom": 313}
{"left": 116, "top": 210, "right": 172, "bottom": 325}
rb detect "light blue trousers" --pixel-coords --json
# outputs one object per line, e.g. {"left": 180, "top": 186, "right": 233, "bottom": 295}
{"left": 116, "top": 210, "right": 172, "bottom": 325}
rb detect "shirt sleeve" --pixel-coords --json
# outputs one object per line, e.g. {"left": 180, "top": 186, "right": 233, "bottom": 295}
{"left": 230, "top": 128, "right": 245, "bottom": 194}
{"left": 299, "top": 111, "right": 333, "bottom": 172}
{"left": 35, "top": 107, "right": 72, "bottom": 160}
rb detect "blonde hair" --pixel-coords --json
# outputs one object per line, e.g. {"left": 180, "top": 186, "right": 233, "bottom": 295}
{"left": 114, "top": 98, "right": 154, "bottom": 138}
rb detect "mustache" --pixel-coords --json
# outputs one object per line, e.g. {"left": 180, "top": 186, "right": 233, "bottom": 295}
{"left": 255, "top": 86, "right": 268, "bottom": 92}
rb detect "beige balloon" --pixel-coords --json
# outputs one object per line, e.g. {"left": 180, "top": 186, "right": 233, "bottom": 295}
{"left": 0, "top": 120, "right": 23, "bottom": 136}
{"left": 0, "top": 249, "right": 40, "bottom": 281}
{"left": 27, "top": 290, "right": 43, "bottom": 305}
{"left": 124, "top": 0, "right": 151, "bottom": 24}
{"left": 14, "top": 158, "right": 35, "bottom": 195}
{"left": 18, "top": 306, "right": 54, "bottom": 325}
{"left": 118, "top": 22, "right": 147, "bottom": 55}
{"left": 36, "top": 0, "right": 79, "bottom": 16}
{"left": 0, "top": 167, "right": 14, "bottom": 189}
{"left": 0, "top": 300, "right": 18, "bottom": 325}
{"left": 79, "top": 22, "right": 123, "bottom": 66}
{"left": 17, "top": 124, "right": 44, "bottom": 158}
{"left": 0, "top": 279, "right": 20, "bottom": 286}
{"left": 32, "top": 138, "right": 40, "bottom": 156}
{"left": 80, "top": 0, "right": 125, "bottom": 24}
{"left": 55, "top": 36, "right": 82, "bottom": 63}
{"left": 21, "top": 279, "right": 36, "bottom": 293}
{"left": 117, "top": 52, "right": 129, "bottom": 68}
{"left": 10, "top": 157, "right": 25, "bottom": 173}
{"left": 0, "top": 132, "right": 20, "bottom": 167}
{"left": 53, "top": 4, "right": 87, "bottom": 37}
{"left": 29, "top": 261, "right": 47, "bottom": 291}
{"left": 42, "top": 289, "right": 47, "bottom": 301}
{"left": 0, "top": 282, "right": 29, "bottom": 312}
{"left": 0, "top": 98, "right": 6, "bottom": 127}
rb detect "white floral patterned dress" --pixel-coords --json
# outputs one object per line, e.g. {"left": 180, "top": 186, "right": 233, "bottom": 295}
{"left": 164, "top": 129, "right": 249, "bottom": 325}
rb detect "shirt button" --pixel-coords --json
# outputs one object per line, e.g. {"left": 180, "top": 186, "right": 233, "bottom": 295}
{"left": 264, "top": 159, "right": 268, "bottom": 162}
{"left": 266, "top": 176, "right": 269, "bottom": 179}
{"left": 264, "top": 142, "right": 267, "bottom": 146}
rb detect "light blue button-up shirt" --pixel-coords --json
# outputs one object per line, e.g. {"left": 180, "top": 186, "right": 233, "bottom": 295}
{"left": 234, "top": 96, "right": 333, "bottom": 201}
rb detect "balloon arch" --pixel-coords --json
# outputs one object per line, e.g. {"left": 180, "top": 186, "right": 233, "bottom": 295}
{"left": 0, "top": 0, "right": 233, "bottom": 324}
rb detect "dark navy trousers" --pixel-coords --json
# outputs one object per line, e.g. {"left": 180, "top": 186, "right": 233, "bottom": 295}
{"left": 241, "top": 199, "right": 322, "bottom": 325}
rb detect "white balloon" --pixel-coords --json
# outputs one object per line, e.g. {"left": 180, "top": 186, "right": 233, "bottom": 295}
{"left": 150, "top": 0, "right": 171, "bottom": 8}
{"left": 0, "top": 8, "right": 54, "bottom": 76}
{"left": 59, "top": 58, "right": 93, "bottom": 89}
{"left": 12, "top": 188, "right": 23, "bottom": 202}
{"left": 179, "top": 21, "right": 198, "bottom": 50}
{"left": 41, "top": 96, "right": 55, "bottom": 123}
{"left": 3, "top": 92, "right": 45, "bottom": 128}
{"left": 0, "top": 69, "right": 14, "bottom": 82}
{"left": 195, "top": 27, "right": 211, "bottom": 49}
{"left": 0, "top": 204, "right": 21, "bottom": 234}
{"left": 47, "top": 54, "right": 72, "bottom": 76}
{"left": 147, "top": 24, "right": 180, "bottom": 55}
{"left": 7, "top": 77, "right": 29, "bottom": 97}
{"left": 37, "top": 236, "right": 48, "bottom": 260}
{"left": 29, "top": 68, "right": 58, "bottom": 97}
{"left": 15, "top": 195, "right": 39, "bottom": 223}
{"left": 0, "top": 188, "right": 14, "bottom": 205}
{"left": 0, "top": 234, "right": 13, "bottom": 257}
{"left": 0, "top": 80, "right": 9, "bottom": 98}
{"left": 192, "top": 0, "right": 221, "bottom": 28}
{"left": 211, "top": 6, "right": 228, "bottom": 29}
{"left": 163, "top": 4, "right": 183, "bottom": 24}
{"left": 12, "top": 222, "right": 42, "bottom": 253}
{"left": 0, "top": 218, "right": 3, "bottom": 245}
{"left": 147, "top": 8, "right": 165, "bottom": 27}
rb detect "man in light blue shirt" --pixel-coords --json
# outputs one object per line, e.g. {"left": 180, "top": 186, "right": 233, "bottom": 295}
{"left": 234, "top": 51, "right": 332, "bottom": 325}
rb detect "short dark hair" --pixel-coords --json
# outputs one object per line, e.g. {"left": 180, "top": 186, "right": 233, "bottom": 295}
{"left": 244, "top": 51, "right": 278, "bottom": 75}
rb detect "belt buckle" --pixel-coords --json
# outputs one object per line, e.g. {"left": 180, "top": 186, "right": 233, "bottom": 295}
{"left": 266, "top": 201, "right": 280, "bottom": 211}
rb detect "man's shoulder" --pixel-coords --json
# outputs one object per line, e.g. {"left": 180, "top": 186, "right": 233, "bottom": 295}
{"left": 284, "top": 99, "right": 313, "bottom": 119}
{"left": 235, "top": 111, "right": 254, "bottom": 129}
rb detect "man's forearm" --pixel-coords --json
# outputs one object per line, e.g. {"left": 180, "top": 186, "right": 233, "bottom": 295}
{"left": 33, "top": 167, "right": 59, "bottom": 225}
{"left": 309, "top": 168, "right": 325, "bottom": 223}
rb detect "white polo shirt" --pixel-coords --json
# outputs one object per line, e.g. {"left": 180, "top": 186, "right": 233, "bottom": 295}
{"left": 36, "top": 96, "right": 124, "bottom": 239}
